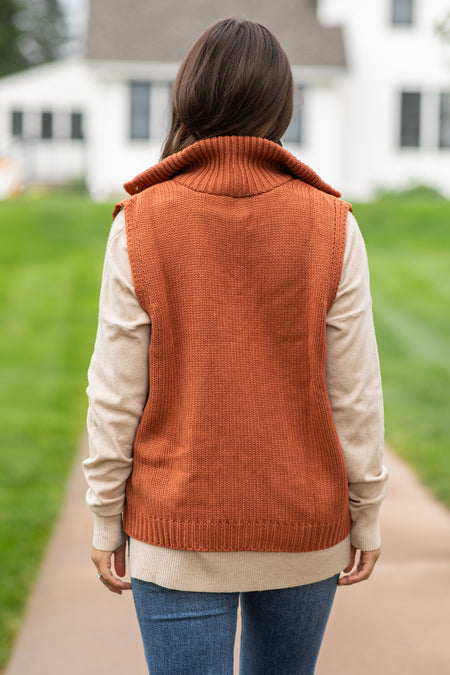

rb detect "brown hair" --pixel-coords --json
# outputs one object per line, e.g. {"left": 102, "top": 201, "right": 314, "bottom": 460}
{"left": 161, "top": 18, "right": 294, "bottom": 159}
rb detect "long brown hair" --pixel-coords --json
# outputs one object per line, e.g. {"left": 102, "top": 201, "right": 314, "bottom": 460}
{"left": 161, "top": 18, "right": 294, "bottom": 159}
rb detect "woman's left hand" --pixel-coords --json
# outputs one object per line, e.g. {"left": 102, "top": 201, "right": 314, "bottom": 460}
{"left": 91, "top": 543, "right": 132, "bottom": 594}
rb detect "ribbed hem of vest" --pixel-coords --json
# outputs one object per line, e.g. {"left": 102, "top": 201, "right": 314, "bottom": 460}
{"left": 123, "top": 512, "right": 352, "bottom": 553}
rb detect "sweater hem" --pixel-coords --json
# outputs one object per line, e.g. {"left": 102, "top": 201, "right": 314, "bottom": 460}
{"left": 128, "top": 535, "right": 352, "bottom": 592}
{"left": 123, "top": 510, "right": 352, "bottom": 553}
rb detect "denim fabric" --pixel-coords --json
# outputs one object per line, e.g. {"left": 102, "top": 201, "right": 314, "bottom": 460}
{"left": 131, "top": 574, "right": 338, "bottom": 674}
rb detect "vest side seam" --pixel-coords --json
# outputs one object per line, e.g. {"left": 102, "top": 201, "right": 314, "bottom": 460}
{"left": 327, "top": 199, "right": 350, "bottom": 312}
{"left": 121, "top": 197, "right": 158, "bottom": 316}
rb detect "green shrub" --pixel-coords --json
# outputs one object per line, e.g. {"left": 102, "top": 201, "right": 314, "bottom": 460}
{"left": 375, "top": 183, "right": 448, "bottom": 202}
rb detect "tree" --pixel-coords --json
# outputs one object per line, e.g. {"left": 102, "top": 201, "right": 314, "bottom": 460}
{"left": 0, "top": 0, "right": 69, "bottom": 77}
{"left": 436, "top": 11, "right": 450, "bottom": 43}
{"left": 0, "top": 0, "right": 28, "bottom": 76}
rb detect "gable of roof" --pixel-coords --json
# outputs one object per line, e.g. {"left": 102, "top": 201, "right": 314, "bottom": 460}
{"left": 86, "top": 0, "right": 346, "bottom": 68}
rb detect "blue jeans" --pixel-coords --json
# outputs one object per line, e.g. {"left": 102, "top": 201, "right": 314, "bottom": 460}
{"left": 131, "top": 574, "right": 338, "bottom": 674}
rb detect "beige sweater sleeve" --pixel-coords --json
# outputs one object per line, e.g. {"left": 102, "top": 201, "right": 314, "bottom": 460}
{"left": 83, "top": 208, "right": 388, "bottom": 551}
{"left": 326, "top": 211, "right": 389, "bottom": 550}
{"left": 83, "top": 209, "right": 151, "bottom": 550}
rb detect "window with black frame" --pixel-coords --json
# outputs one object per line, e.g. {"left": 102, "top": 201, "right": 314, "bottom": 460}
{"left": 392, "top": 0, "right": 414, "bottom": 26}
{"left": 11, "top": 110, "right": 23, "bottom": 138}
{"left": 71, "top": 112, "right": 84, "bottom": 140}
{"left": 130, "top": 81, "right": 151, "bottom": 140}
{"left": 41, "top": 111, "right": 53, "bottom": 140}
{"left": 439, "top": 93, "right": 450, "bottom": 148}
{"left": 283, "top": 86, "right": 304, "bottom": 145}
{"left": 399, "top": 91, "right": 421, "bottom": 147}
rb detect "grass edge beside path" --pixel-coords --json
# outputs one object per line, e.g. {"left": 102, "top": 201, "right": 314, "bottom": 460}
{"left": 356, "top": 196, "right": 450, "bottom": 507}
{"left": 0, "top": 192, "right": 113, "bottom": 668}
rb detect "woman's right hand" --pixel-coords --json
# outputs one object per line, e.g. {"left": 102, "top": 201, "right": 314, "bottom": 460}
{"left": 91, "top": 543, "right": 132, "bottom": 594}
{"left": 338, "top": 545, "right": 381, "bottom": 586}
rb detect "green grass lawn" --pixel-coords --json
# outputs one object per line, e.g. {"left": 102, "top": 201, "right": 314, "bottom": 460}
{"left": 0, "top": 190, "right": 449, "bottom": 668}
{"left": 0, "top": 191, "right": 113, "bottom": 668}
{"left": 356, "top": 195, "right": 450, "bottom": 505}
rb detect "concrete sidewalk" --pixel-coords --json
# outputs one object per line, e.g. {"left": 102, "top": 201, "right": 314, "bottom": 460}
{"left": 5, "top": 441, "right": 450, "bottom": 674}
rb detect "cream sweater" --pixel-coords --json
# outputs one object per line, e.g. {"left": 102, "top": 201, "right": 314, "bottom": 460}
{"left": 83, "top": 208, "right": 389, "bottom": 592}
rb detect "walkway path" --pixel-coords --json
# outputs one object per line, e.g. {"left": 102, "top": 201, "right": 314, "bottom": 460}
{"left": 5, "top": 441, "right": 450, "bottom": 674}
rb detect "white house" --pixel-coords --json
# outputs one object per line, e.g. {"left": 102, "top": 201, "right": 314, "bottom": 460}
{"left": 83, "top": 0, "right": 349, "bottom": 200}
{"left": 0, "top": 0, "right": 449, "bottom": 201}
{"left": 0, "top": 59, "right": 94, "bottom": 192}
{"left": 319, "top": 0, "right": 450, "bottom": 199}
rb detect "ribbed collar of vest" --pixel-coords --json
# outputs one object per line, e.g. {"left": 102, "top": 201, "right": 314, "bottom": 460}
{"left": 124, "top": 135, "right": 341, "bottom": 199}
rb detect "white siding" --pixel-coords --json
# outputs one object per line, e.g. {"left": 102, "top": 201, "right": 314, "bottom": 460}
{"left": 86, "top": 62, "right": 177, "bottom": 200}
{"left": 0, "top": 60, "right": 93, "bottom": 192}
{"left": 319, "top": 0, "right": 450, "bottom": 198}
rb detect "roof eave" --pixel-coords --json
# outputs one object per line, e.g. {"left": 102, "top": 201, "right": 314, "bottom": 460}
{"left": 86, "top": 58, "right": 347, "bottom": 83}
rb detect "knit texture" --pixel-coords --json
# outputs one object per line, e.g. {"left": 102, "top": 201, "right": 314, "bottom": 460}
{"left": 115, "top": 135, "right": 352, "bottom": 552}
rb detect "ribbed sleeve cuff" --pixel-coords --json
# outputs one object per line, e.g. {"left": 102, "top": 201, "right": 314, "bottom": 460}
{"left": 349, "top": 506, "right": 382, "bottom": 551}
{"left": 92, "top": 513, "right": 126, "bottom": 551}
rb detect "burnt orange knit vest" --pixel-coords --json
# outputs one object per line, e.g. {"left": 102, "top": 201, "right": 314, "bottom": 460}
{"left": 115, "top": 136, "right": 352, "bottom": 552}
